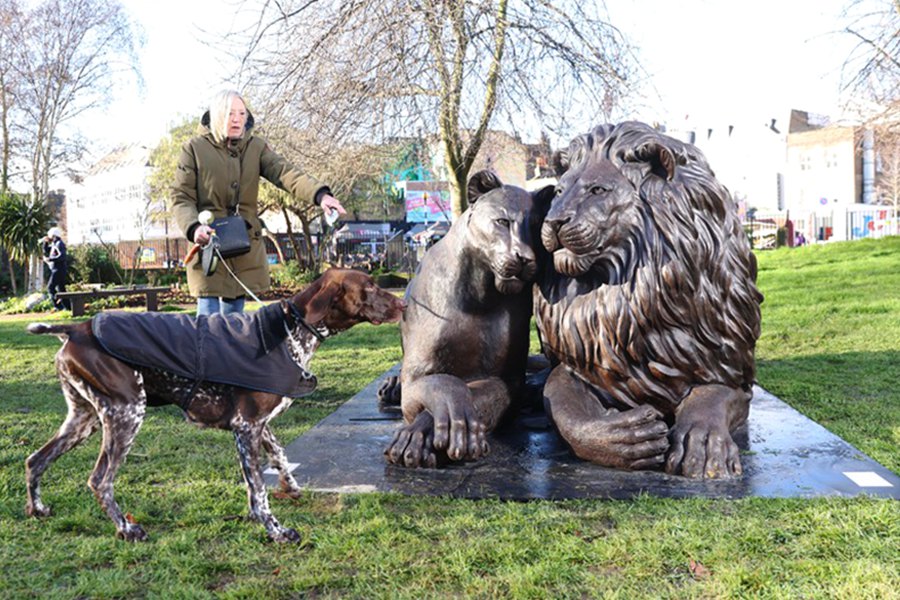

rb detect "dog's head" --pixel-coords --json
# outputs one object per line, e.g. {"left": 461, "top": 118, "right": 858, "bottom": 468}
{"left": 292, "top": 268, "right": 406, "bottom": 334}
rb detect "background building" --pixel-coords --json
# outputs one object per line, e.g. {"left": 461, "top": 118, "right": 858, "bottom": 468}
{"left": 67, "top": 144, "right": 170, "bottom": 246}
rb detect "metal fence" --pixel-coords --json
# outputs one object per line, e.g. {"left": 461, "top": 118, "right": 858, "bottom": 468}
{"left": 330, "top": 230, "right": 421, "bottom": 276}
{"left": 748, "top": 205, "right": 898, "bottom": 246}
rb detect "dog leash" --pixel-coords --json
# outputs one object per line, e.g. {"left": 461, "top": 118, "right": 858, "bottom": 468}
{"left": 211, "top": 244, "right": 326, "bottom": 342}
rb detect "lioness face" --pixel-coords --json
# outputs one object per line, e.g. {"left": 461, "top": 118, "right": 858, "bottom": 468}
{"left": 542, "top": 158, "right": 643, "bottom": 278}
{"left": 467, "top": 187, "right": 540, "bottom": 295}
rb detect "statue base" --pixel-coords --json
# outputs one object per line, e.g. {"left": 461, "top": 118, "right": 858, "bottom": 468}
{"left": 265, "top": 364, "right": 900, "bottom": 499}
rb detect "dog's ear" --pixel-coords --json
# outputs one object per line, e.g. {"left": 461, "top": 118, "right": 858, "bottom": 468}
{"left": 303, "top": 280, "right": 341, "bottom": 324}
{"left": 467, "top": 170, "right": 502, "bottom": 206}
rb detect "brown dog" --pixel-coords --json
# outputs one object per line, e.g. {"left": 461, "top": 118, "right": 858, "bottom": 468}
{"left": 25, "top": 268, "right": 404, "bottom": 542}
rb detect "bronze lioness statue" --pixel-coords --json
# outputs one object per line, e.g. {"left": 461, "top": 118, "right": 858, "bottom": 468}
{"left": 535, "top": 121, "right": 763, "bottom": 479}
{"left": 383, "top": 171, "right": 552, "bottom": 467}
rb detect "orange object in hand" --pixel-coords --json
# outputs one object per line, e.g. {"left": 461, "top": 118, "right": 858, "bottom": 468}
{"left": 184, "top": 243, "right": 202, "bottom": 264}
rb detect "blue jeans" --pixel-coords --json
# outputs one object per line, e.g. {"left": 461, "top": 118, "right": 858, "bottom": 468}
{"left": 196, "top": 296, "right": 245, "bottom": 316}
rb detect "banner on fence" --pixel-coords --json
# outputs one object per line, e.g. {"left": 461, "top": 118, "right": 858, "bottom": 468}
{"left": 397, "top": 180, "right": 451, "bottom": 223}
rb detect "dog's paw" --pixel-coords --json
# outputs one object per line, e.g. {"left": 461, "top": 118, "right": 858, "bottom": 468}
{"left": 270, "top": 526, "right": 302, "bottom": 543}
{"left": 117, "top": 523, "right": 149, "bottom": 542}
{"left": 272, "top": 489, "right": 303, "bottom": 500}
{"left": 25, "top": 503, "right": 51, "bottom": 518}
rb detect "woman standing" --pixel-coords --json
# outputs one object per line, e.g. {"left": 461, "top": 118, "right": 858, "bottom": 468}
{"left": 171, "top": 89, "right": 345, "bottom": 316}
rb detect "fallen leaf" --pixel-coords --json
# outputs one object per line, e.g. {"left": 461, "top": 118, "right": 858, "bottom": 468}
{"left": 272, "top": 567, "right": 281, "bottom": 576}
{"left": 689, "top": 559, "right": 710, "bottom": 580}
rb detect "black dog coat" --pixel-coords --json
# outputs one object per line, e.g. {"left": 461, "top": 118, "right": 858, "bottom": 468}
{"left": 92, "top": 302, "right": 317, "bottom": 398}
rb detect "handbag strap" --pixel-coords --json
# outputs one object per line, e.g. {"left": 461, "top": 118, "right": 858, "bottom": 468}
{"left": 230, "top": 142, "right": 242, "bottom": 216}
{"left": 230, "top": 187, "right": 240, "bottom": 216}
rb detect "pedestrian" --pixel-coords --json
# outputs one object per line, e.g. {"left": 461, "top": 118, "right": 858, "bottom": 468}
{"left": 170, "top": 88, "right": 346, "bottom": 316}
{"left": 42, "top": 227, "right": 70, "bottom": 311}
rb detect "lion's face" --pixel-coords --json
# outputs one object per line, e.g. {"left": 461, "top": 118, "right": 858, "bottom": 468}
{"left": 467, "top": 186, "right": 544, "bottom": 295}
{"left": 541, "top": 157, "right": 644, "bottom": 278}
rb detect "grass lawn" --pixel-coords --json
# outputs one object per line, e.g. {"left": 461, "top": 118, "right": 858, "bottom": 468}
{"left": 1, "top": 237, "right": 898, "bottom": 598}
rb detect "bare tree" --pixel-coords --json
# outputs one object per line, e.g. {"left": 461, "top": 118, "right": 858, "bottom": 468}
{"left": 839, "top": 0, "right": 899, "bottom": 121}
{"left": 233, "top": 0, "right": 637, "bottom": 216}
{"left": 0, "top": 0, "right": 24, "bottom": 194}
{"left": 839, "top": 1, "right": 899, "bottom": 222}
{"left": 3, "top": 0, "right": 141, "bottom": 290}
{"left": 11, "top": 0, "right": 141, "bottom": 204}
{"left": 874, "top": 119, "right": 900, "bottom": 208}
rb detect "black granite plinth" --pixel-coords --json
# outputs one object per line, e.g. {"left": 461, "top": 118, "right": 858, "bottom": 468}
{"left": 267, "top": 365, "right": 900, "bottom": 499}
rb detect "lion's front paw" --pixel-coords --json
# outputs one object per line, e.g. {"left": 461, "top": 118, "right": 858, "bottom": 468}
{"left": 665, "top": 385, "right": 747, "bottom": 479}
{"left": 665, "top": 421, "right": 742, "bottom": 479}
{"left": 385, "top": 410, "right": 438, "bottom": 468}
{"left": 569, "top": 405, "right": 670, "bottom": 470}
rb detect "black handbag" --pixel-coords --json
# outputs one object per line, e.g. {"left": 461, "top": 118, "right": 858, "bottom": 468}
{"left": 200, "top": 208, "right": 251, "bottom": 276}
{"left": 210, "top": 214, "right": 251, "bottom": 258}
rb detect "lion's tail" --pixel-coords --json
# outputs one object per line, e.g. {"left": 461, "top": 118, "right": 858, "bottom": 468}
{"left": 26, "top": 322, "right": 75, "bottom": 339}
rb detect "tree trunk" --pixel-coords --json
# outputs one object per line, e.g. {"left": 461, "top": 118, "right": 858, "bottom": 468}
{"left": 447, "top": 160, "right": 467, "bottom": 220}
{"left": 281, "top": 205, "right": 305, "bottom": 268}
{"left": 27, "top": 254, "right": 40, "bottom": 293}
{"left": 0, "top": 78, "right": 9, "bottom": 194}
{"left": 299, "top": 216, "right": 319, "bottom": 274}
{"left": 263, "top": 229, "right": 285, "bottom": 264}
{"left": 430, "top": 0, "right": 508, "bottom": 219}
{"left": 4, "top": 250, "right": 16, "bottom": 295}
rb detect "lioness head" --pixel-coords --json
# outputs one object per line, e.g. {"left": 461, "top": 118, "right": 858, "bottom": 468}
{"left": 464, "top": 170, "right": 553, "bottom": 295}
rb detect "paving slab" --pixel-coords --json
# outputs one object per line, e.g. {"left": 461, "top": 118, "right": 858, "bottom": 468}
{"left": 267, "top": 365, "right": 900, "bottom": 499}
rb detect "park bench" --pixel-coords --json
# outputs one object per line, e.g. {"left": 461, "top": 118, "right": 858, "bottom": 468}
{"left": 56, "top": 286, "right": 172, "bottom": 317}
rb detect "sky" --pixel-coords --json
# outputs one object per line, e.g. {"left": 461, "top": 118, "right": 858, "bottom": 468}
{"left": 82, "top": 0, "right": 862, "bottom": 159}
{"left": 606, "top": 0, "right": 857, "bottom": 132}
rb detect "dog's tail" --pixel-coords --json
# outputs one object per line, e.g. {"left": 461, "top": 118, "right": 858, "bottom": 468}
{"left": 27, "top": 322, "right": 75, "bottom": 338}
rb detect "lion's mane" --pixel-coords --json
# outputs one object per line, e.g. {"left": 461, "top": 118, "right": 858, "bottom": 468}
{"left": 535, "top": 121, "right": 763, "bottom": 414}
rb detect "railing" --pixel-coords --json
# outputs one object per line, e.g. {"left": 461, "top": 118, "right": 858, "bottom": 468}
{"left": 746, "top": 205, "right": 898, "bottom": 246}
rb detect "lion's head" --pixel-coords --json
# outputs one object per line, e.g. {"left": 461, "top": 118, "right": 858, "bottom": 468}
{"left": 462, "top": 170, "right": 552, "bottom": 295}
{"left": 535, "top": 121, "right": 763, "bottom": 410}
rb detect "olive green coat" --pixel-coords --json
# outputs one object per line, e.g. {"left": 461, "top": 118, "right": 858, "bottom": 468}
{"left": 171, "top": 115, "right": 327, "bottom": 298}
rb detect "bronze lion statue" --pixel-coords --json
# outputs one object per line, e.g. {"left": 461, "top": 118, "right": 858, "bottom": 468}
{"left": 383, "top": 171, "right": 553, "bottom": 467}
{"left": 535, "top": 121, "right": 763, "bottom": 479}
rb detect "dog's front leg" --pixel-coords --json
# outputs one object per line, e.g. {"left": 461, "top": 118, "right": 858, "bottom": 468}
{"left": 233, "top": 422, "right": 301, "bottom": 543}
{"left": 261, "top": 425, "right": 302, "bottom": 498}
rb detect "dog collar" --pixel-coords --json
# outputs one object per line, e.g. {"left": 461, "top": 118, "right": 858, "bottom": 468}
{"left": 281, "top": 299, "right": 326, "bottom": 342}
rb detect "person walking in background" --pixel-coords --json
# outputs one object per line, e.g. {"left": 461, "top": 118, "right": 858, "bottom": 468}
{"left": 42, "top": 227, "right": 69, "bottom": 311}
{"left": 170, "top": 88, "right": 346, "bottom": 316}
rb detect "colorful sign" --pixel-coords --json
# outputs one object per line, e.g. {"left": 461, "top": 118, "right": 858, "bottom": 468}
{"left": 405, "top": 189, "right": 451, "bottom": 223}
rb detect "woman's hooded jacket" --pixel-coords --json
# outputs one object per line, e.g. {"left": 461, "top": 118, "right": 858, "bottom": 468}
{"left": 171, "top": 109, "right": 328, "bottom": 298}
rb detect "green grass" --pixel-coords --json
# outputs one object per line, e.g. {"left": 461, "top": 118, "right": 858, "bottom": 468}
{"left": 1, "top": 237, "right": 899, "bottom": 598}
